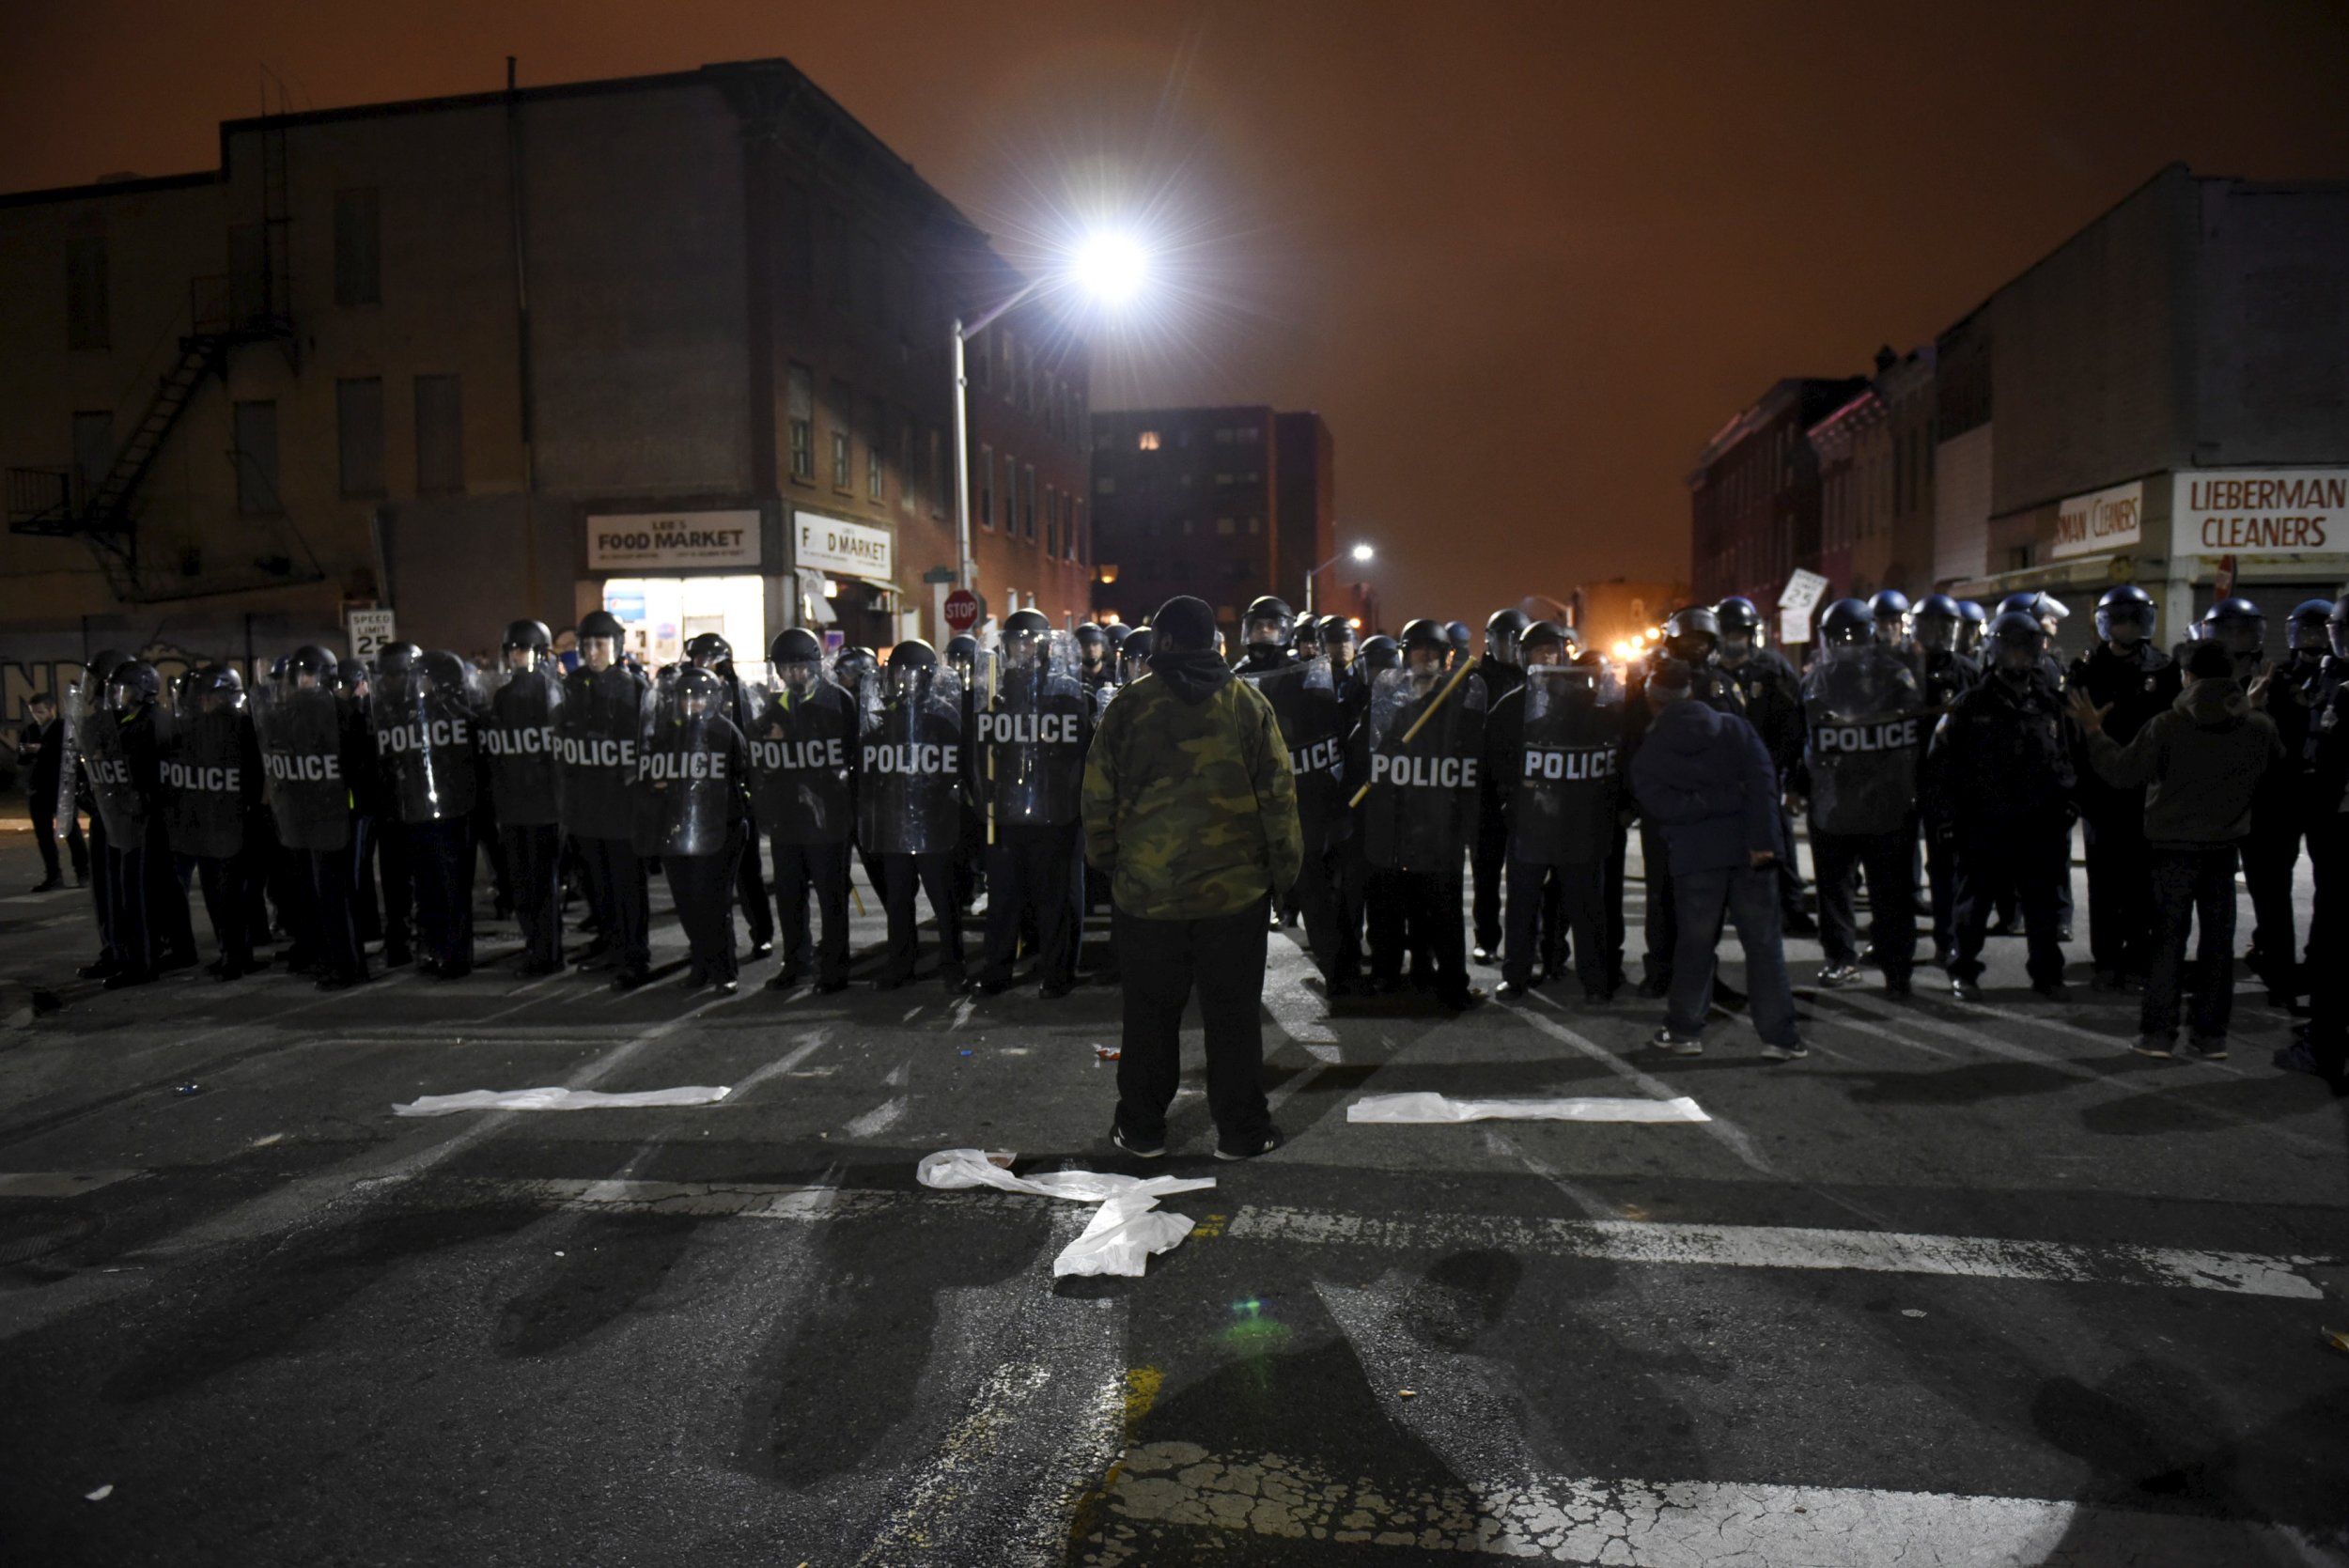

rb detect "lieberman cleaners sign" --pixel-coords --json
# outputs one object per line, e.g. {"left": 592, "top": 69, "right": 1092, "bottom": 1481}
{"left": 2170, "top": 470, "right": 2346, "bottom": 556}
{"left": 586, "top": 511, "right": 762, "bottom": 572}
{"left": 2051, "top": 480, "right": 2142, "bottom": 560}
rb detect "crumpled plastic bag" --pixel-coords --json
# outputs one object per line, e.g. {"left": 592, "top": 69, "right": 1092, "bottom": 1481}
{"left": 393, "top": 1085, "right": 732, "bottom": 1116}
{"left": 1346, "top": 1092, "right": 1710, "bottom": 1125}
{"left": 915, "top": 1148, "right": 1214, "bottom": 1278}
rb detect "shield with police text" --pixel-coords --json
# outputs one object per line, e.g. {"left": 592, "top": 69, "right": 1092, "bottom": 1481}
{"left": 556, "top": 663, "right": 646, "bottom": 841}
{"left": 79, "top": 705, "right": 150, "bottom": 845}
{"left": 375, "top": 657, "right": 483, "bottom": 824}
{"left": 638, "top": 684, "right": 738, "bottom": 857}
{"left": 1243, "top": 657, "right": 1346, "bottom": 835}
{"left": 53, "top": 675, "right": 90, "bottom": 846}
{"left": 1510, "top": 666, "right": 1622, "bottom": 866}
{"left": 483, "top": 667, "right": 563, "bottom": 827}
{"left": 983, "top": 630, "right": 1089, "bottom": 828}
{"left": 1361, "top": 663, "right": 1486, "bottom": 875}
{"left": 858, "top": 666, "right": 965, "bottom": 856}
{"left": 253, "top": 677, "right": 350, "bottom": 853}
{"left": 1802, "top": 644, "right": 1926, "bottom": 837}
{"left": 742, "top": 667, "right": 857, "bottom": 846}
{"left": 163, "top": 691, "right": 250, "bottom": 860}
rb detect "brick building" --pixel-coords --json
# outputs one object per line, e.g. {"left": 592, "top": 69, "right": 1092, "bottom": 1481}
{"left": 0, "top": 59, "right": 1092, "bottom": 714}
{"left": 1812, "top": 345, "right": 1937, "bottom": 605}
{"left": 1686, "top": 377, "right": 1866, "bottom": 620}
{"left": 1086, "top": 405, "right": 1350, "bottom": 632}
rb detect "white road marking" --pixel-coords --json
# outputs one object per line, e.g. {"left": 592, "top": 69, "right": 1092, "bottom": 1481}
{"left": 842, "top": 1096, "right": 909, "bottom": 1138}
{"left": 1260, "top": 934, "right": 1340, "bottom": 1063}
{"left": 1509, "top": 991, "right": 1777, "bottom": 1175}
{"left": 730, "top": 1026, "right": 837, "bottom": 1099}
{"left": 0, "top": 1170, "right": 141, "bottom": 1198}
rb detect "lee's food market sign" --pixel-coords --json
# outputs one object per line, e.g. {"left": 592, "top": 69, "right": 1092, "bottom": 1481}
{"left": 793, "top": 508, "right": 894, "bottom": 582}
{"left": 585, "top": 510, "right": 761, "bottom": 571}
{"left": 2170, "top": 469, "right": 2345, "bottom": 555}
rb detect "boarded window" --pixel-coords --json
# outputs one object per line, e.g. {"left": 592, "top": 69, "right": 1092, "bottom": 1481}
{"left": 787, "top": 364, "right": 814, "bottom": 481}
{"left": 66, "top": 235, "right": 109, "bottom": 350}
{"left": 234, "top": 401, "right": 281, "bottom": 516}
{"left": 337, "top": 378, "right": 385, "bottom": 496}
{"left": 414, "top": 375, "right": 463, "bottom": 495}
{"left": 334, "top": 188, "right": 381, "bottom": 307}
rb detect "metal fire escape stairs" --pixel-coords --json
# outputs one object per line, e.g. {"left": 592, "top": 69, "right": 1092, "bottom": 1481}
{"left": 7, "top": 96, "right": 311, "bottom": 601}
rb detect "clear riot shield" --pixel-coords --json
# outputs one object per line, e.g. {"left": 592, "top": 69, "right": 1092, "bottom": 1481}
{"left": 984, "top": 629, "right": 1088, "bottom": 828}
{"left": 556, "top": 663, "right": 644, "bottom": 842}
{"left": 1802, "top": 644, "right": 1926, "bottom": 838}
{"left": 52, "top": 675, "right": 88, "bottom": 846}
{"left": 375, "top": 654, "right": 484, "bottom": 824}
{"left": 253, "top": 675, "right": 351, "bottom": 853}
{"left": 1361, "top": 662, "right": 1486, "bottom": 875}
{"left": 742, "top": 661, "right": 857, "bottom": 846}
{"left": 163, "top": 682, "right": 248, "bottom": 860}
{"left": 484, "top": 664, "right": 564, "bottom": 828}
{"left": 858, "top": 664, "right": 965, "bottom": 856}
{"left": 1242, "top": 656, "right": 1344, "bottom": 824}
{"left": 79, "top": 702, "right": 149, "bottom": 845}
{"left": 1513, "top": 665, "right": 1621, "bottom": 866}
{"left": 638, "top": 682, "right": 735, "bottom": 858}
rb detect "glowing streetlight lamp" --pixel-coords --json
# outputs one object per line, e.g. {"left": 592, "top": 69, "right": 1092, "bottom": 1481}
{"left": 1304, "top": 541, "right": 1374, "bottom": 615}
{"left": 951, "top": 229, "right": 1149, "bottom": 620}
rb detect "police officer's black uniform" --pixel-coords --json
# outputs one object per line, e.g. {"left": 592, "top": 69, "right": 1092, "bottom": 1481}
{"left": 979, "top": 614, "right": 1092, "bottom": 997}
{"left": 2065, "top": 587, "right": 2181, "bottom": 987}
{"left": 751, "top": 629, "right": 860, "bottom": 992}
{"left": 486, "top": 621, "right": 567, "bottom": 974}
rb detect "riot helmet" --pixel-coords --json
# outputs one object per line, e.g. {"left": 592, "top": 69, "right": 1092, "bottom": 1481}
{"left": 1870, "top": 590, "right": 1910, "bottom": 645}
{"left": 834, "top": 645, "right": 879, "bottom": 692}
{"left": 2093, "top": 585, "right": 2156, "bottom": 647}
{"left": 577, "top": 611, "right": 626, "bottom": 673}
{"left": 1913, "top": 593, "right": 1962, "bottom": 654}
{"left": 1987, "top": 610, "right": 2046, "bottom": 686}
{"left": 2331, "top": 595, "right": 2349, "bottom": 661}
{"left": 676, "top": 664, "right": 724, "bottom": 716}
{"left": 1663, "top": 605, "right": 1720, "bottom": 665}
{"left": 1956, "top": 599, "right": 1987, "bottom": 657}
{"left": 82, "top": 648, "right": 130, "bottom": 698}
{"left": 502, "top": 619, "right": 553, "bottom": 671}
{"left": 885, "top": 637, "right": 940, "bottom": 699}
{"left": 1001, "top": 608, "right": 1052, "bottom": 670}
{"left": 2286, "top": 598, "right": 2333, "bottom": 656}
{"left": 107, "top": 660, "right": 162, "bottom": 713}
{"left": 1819, "top": 598, "right": 1875, "bottom": 660}
{"left": 1399, "top": 618, "right": 1450, "bottom": 671}
{"left": 1075, "top": 623, "right": 1108, "bottom": 667}
{"left": 1103, "top": 623, "right": 1131, "bottom": 653}
{"left": 189, "top": 663, "right": 243, "bottom": 713}
{"left": 684, "top": 632, "right": 733, "bottom": 672}
{"left": 1359, "top": 634, "right": 1401, "bottom": 674}
{"left": 1294, "top": 618, "right": 1322, "bottom": 657}
{"left": 1117, "top": 627, "right": 1156, "bottom": 683}
{"left": 943, "top": 634, "right": 979, "bottom": 680}
{"left": 1715, "top": 597, "right": 1764, "bottom": 665}
{"left": 417, "top": 649, "right": 472, "bottom": 701}
{"left": 288, "top": 644, "right": 341, "bottom": 689}
{"left": 770, "top": 628, "right": 824, "bottom": 667}
{"left": 1242, "top": 596, "right": 1295, "bottom": 652}
{"left": 1519, "top": 619, "right": 1568, "bottom": 667}
{"left": 1486, "top": 607, "right": 1530, "bottom": 667}
{"left": 2201, "top": 598, "right": 2265, "bottom": 668}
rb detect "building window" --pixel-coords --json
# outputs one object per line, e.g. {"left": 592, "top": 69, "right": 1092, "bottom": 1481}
{"left": 334, "top": 188, "right": 381, "bottom": 306}
{"left": 1003, "top": 451, "right": 1019, "bottom": 535}
{"left": 978, "top": 442, "right": 995, "bottom": 530}
{"left": 1216, "top": 517, "right": 1236, "bottom": 536}
{"left": 1247, "top": 517, "right": 1262, "bottom": 535}
{"left": 830, "top": 380, "right": 853, "bottom": 490}
{"left": 898, "top": 414, "right": 917, "bottom": 514}
{"left": 66, "top": 234, "right": 109, "bottom": 350}
{"left": 1214, "top": 427, "right": 1235, "bottom": 444}
{"left": 1237, "top": 427, "right": 1259, "bottom": 443}
{"left": 787, "top": 364, "right": 815, "bottom": 482}
{"left": 1022, "top": 464, "right": 1036, "bottom": 539}
{"left": 1138, "top": 430, "right": 1160, "bottom": 452}
{"left": 414, "top": 374, "right": 464, "bottom": 495}
{"left": 867, "top": 398, "right": 886, "bottom": 503}
{"left": 1075, "top": 498, "right": 1087, "bottom": 565}
{"left": 997, "top": 332, "right": 1014, "bottom": 400}
{"left": 336, "top": 377, "right": 384, "bottom": 497}
{"left": 233, "top": 400, "right": 281, "bottom": 517}
{"left": 71, "top": 411, "right": 113, "bottom": 500}
{"left": 1044, "top": 484, "right": 1058, "bottom": 555}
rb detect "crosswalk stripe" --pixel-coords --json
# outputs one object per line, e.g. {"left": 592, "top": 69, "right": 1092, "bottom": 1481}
{"left": 0, "top": 1170, "right": 141, "bottom": 1197}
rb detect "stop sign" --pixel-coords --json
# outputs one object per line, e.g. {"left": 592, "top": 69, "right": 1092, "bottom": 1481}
{"left": 942, "top": 588, "right": 980, "bottom": 635}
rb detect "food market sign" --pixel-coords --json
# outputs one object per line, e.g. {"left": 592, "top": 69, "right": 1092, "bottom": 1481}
{"left": 2050, "top": 480, "right": 2141, "bottom": 560}
{"left": 2170, "top": 469, "right": 2345, "bottom": 556}
{"left": 585, "top": 510, "right": 762, "bottom": 571}
{"left": 793, "top": 507, "right": 894, "bottom": 582}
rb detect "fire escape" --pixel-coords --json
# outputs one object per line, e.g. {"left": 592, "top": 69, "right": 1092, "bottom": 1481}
{"left": 8, "top": 101, "right": 310, "bottom": 602}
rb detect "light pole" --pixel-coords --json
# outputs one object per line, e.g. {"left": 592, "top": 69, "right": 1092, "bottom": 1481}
{"left": 1304, "top": 541, "right": 1375, "bottom": 615}
{"left": 952, "top": 232, "right": 1146, "bottom": 619}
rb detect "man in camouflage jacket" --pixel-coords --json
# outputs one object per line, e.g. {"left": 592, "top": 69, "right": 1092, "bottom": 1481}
{"left": 1084, "top": 596, "right": 1303, "bottom": 1161}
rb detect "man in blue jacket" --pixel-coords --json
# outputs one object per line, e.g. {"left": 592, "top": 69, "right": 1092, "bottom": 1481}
{"left": 1627, "top": 659, "right": 1806, "bottom": 1060}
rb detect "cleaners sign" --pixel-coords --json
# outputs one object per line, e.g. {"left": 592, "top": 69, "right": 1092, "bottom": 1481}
{"left": 586, "top": 510, "right": 762, "bottom": 572}
{"left": 2050, "top": 480, "right": 2142, "bottom": 561}
{"left": 2170, "top": 469, "right": 2345, "bottom": 557}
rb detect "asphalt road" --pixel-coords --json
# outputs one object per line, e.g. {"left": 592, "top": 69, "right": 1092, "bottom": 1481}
{"left": 1, "top": 827, "right": 2342, "bottom": 1567}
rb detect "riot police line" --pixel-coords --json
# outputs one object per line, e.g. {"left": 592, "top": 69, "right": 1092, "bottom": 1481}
{"left": 34, "top": 584, "right": 2348, "bottom": 1081}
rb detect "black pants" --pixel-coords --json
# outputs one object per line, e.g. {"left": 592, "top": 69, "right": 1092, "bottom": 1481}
{"left": 1326, "top": 834, "right": 1367, "bottom": 985}
{"left": 1113, "top": 897, "right": 1271, "bottom": 1144}
{"left": 240, "top": 813, "right": 276, "bottom": 950}
{"left": 188, "top": 852, "right": 253, "bottom": 969}
{"left": 1640, "top": 820, "right": 1677, "bottom": 985}
{"left": 1603, "top": 819, "right": 1629, "bottom": 986}
{"left": 576, "top": 833, "right": 649, "bottom": 973}
{"left": 405, "top": 816, "right": 475, "bottom": 974}
{"left": 1364, "top": 866, "right": 1408, "bottom": 984}
{"left": 501, "top": 821, "right": 564, "bottom": 969}
{"left": 1924, "top": 822, "right": 1959, "bottom": 960}
{"left": 1396, "top": 868, "right": 1470, "bottom": 1003}
{"left": 735, "top": 821, "right": 774, "bottom": 947}
{"left": 1952, "top": 816, "right": 2067, "bottom": 986}
{"left": 31, "top": 796, "right": 87, "bottom": 882}
{"left": 1472, "top": 785, "right": 1509, "bottom": 952}
{"left": 1504, "top": 853, "right": 1604, "bottom": 993}
{"left": 308, "top": 839, "right": 366, "bottom": 983}
{"left": 773, "top": 837, "right": 852, "bottom": 985}
{"left": 1775, "top": 799, "right": 1806, "bottom": 923}
{"left": 2303, "top": 815, "right": 2347, "bottom": 1074}
{"left": 87, "top": 812, "right": 118, "bottom": 965}
{"left": 376, "top": 817, "right": 415, "bottom": 955}
{"left": 666, "top": 826, "right": 743, "bottom": 983}
{"left": 2081, "top": 809, "right": 2153, "bottom": 977}
{"left": 2241, "top": 807, "right": 2303, "bottom": 992}
{"left": 879, "top": 851, "right": 962, "bottom": 982}
{"left": 982, "top": 821, "right": 1081, "bottom": 988}
{"left": 2141, "top": 841, "right": 2239, "bottom": 1043}
{"left": 1814, "top": 822, "right": 1919, "bottom": 980}
{"left": 108, "top": 818, "right": 194, "bottom": 976}
{"left": 474, "top": 799, "right": 508, "bottom": 915}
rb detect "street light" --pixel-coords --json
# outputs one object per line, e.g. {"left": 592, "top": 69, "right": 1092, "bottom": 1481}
{"left": 951, "top": 228, "right": 1148, "bottom": 620}
{"left": 1304, "top": 541, "right": 1375, "bottom": 615}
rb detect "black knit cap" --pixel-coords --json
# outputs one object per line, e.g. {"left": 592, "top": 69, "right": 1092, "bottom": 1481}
{"left": 1153, "top": 596, "right": 1220, "bottom": 653}
{"left": 2185, "top": 641, "right": 2235, "bottom": 680}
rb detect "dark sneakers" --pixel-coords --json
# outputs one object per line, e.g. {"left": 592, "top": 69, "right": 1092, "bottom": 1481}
{"left": 1111, "top": 1123, "right": 1167, "bottom": 1159}
{"left": 1215, "top": 1126, "right": 1285, "bottom": 1161}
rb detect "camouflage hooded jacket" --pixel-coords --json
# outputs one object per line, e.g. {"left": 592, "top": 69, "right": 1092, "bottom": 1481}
{"left": 1082, "top": 656, "right": 1304, "bottom": 919}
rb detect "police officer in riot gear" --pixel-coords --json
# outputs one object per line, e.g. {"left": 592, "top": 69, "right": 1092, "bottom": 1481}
{"left": 1320, "top": 614, "right": 1359, "bottom": 678}
{"left": 1117, "top": 627, "right": 1156, "bottom": 687}
{"left": 164, "top": 664, "right": 266, "bottom": 980}
{"left": 862, "top": 639, "right": 968, "bottom": 989}
{"left": 1235, "top": 598, "right": 1353, "bottom": 991}
{"left": 975, "top": 612, "right": 1092, "bottom": 997}
{"left": 257, "top": 645, "right": 370, "bottom": 989}
{"left": 644, "top": 664, "right": 751, "bottom": 993}
{"left": 1907, "top": 594, "right": 1979, "bottom": 964}
{"left": 1870, "top": 590, "right": 1912, "bottom": 655}
{"left": 1955, "top": 600, "right": 1987, "bottom": 659}
{"left": 2066, "top": 586, "right": 2181, "bottom": 989}
{"left": 1624, "top": 606, "right": 1747, "bottom": 998}
{"left": 378, "top": 650, "right": 486, "bottom": 979}
{"left": 1237, "top": 597, "right": 1299, "bottom": 669}
{"left": 560, "top": 611, "right": 653, "bottom": 990}
{"left": 2209, "top": 595, "right": 2304, "bottom": 1003}
{"left": 1929, "top": 610, "right": 2077, "bottom": 1000}
{"left": 1793, "top": 600, "right": 1926, "bottom": 994}
{"left": 85, "top": 660, "right": 197, "bottom": 988}
{"left": 1470, "top": 609, "right": 1531, "bottom": 964}
{"left": 1361, "top": 618, "right": 1485, "bottom": 1010}
{"left": 834, "top": 645, "right": 889, "bottom": 906}
{"left": 749, "top": 629, "right": 859, "bottom": 992}
{"left": 63, "top": 651, "right": 129, "bottom": 978}
{"left": 942, "top": 632, "right": 988, "bottom": 912}
{"left": 687, "top": 631, "right": 775, "bottom": 960}
{"left": 487, "top": 620, "right": 567, "bottom": 974}
{"left": 1076, "top": 623, "right": 1114, "bottom": 698}
{"left": 1716, "top": 595, "right": 1812, "bottom": 935}
{"left": 1494, "top": 629, "right": 1620, "bottom": 1001}
{"left": 364, "top": 641, "right": 423, "bottom": 967}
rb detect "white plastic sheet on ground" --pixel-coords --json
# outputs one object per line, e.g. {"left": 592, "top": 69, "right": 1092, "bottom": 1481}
{"left": 1346, "top": 1093, "right": 1711, "bottom": 1125}
{"left": 392, "top": 1086, "right": 732, "bottom": 1117}
{"left": 916, "top": 1148, "right": 1215, "bottom": 1278}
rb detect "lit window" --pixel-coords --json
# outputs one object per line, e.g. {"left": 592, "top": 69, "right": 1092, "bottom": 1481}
{"left": 1138, "top": 430, "right": 1160, "bottom": 451}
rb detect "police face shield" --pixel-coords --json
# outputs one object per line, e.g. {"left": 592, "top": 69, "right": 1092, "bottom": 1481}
{"left": 505, "top": 644, "right": 545, "bottom": 674}
{"left": 1486, "top": 625, "right": 1522, "bottom": 668}
{"left": 1405, "top": 643, "right": 1447, "bottom": 680}
{"left": 2290, "top": 616, "right": 2329, "bottom": 656}
{"left": 1665, "top": 632, "right": 1715, "bottom": 666}
{"left": 2096, "top": 601, "right": 2154, "bottom": 648}
{"left": 580, "top": 635, "right": 618, "bottom": 673}
{"left": 1717, "top": 625, "right": 1754, "bottom": 666}
{"left": 2205, "top": 614, "right": 2264, "bottom": 662}
{"left": 1913, "top": 613, "right": 1957, "bottom": 655}
{"left": 771, "top": 655, "right": 826, "bottom": 696}
{"left": 1243, "top": 611, "right": 1293, "bottom": 651}
{"left": 1522, "top": 640, "right": 1567, "bottom": 669}
{"left": 886, "top": 662, "right": 931, "bottom": 702}
{"left": 1992, "top": 631, "right": 2043, "bottom": 682}
{"left": 1001, "top": 627, "right": 1048, "bottom": 671}
{"left": 2333, "top": 616, "right": 2349, "bottom": 662}
{"left": 1873, "top": 613, "right": 1906, "bottom": 647}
